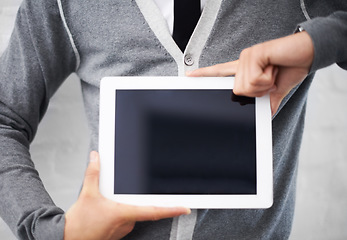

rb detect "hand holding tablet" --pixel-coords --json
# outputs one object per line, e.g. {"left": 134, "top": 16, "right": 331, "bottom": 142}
{"left": 64, "top": 151, "right": 190, "bottom": 240}
{"left": 99, "top": 77, "right": 273, "bottom": 209}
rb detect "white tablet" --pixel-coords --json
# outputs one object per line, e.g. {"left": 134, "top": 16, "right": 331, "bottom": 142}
{"left": 99, "top": 76, "right": 273, "bottom": 209}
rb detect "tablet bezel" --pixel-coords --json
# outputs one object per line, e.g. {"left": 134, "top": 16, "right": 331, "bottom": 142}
{"left": 99, "top": 76, "right": 273, "bottom": 209}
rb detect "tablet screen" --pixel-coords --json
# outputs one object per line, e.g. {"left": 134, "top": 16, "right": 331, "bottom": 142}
{"left": 114, "top": 90, "right": 256, "bottom": 195}
{"left": 99, "top": 76, "right": 273, "bottom": 209}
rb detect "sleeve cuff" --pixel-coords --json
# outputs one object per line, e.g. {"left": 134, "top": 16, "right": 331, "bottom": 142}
{"left": 297, "top": 12, "right": 347, "bottom": 73}
{"left": 32, "top": 210, "right": 65, "bottom": 240}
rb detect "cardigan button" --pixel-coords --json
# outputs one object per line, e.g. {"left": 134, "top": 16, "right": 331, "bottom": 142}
{"left": 184, "top": 55, "right": 194, "bottom": 66}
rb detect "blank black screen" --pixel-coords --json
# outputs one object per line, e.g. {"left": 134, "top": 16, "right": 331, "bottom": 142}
{"left": 115, "top": 90, "right": 256, "bottom": 194}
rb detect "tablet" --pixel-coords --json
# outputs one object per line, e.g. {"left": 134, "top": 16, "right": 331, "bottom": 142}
{"left": 99, "top": 76, "right": 273, "bottom": 209}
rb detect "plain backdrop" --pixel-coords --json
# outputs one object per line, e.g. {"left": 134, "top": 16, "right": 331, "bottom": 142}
{"left": 1, "top": 1, "right": 347, "bottom": 239}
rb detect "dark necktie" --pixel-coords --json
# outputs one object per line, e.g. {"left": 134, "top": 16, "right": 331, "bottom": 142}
{"left": 173, "top": 0, "right": 201, "bottom": 52}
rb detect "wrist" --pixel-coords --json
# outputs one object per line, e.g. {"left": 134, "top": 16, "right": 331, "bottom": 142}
{"left": 265, "top": 32, "right": 314, "bottom": 70}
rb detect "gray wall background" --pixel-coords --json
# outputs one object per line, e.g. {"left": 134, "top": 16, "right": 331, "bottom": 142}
{"left": 1, "top": 1, "right": 347, "bottom": 239}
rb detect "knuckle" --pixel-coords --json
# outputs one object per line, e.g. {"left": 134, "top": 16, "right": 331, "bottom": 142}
{"left": 232, "top": 88, "right": 243, "bottom": 96}
{"left": 244, "top": 81, "right": 258, "bottom": 93}
{"left": 85, "top": 167, "right": 99, "bottom": 178}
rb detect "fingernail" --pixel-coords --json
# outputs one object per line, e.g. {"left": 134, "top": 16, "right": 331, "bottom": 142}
{"left": 185, "top": 208, "right": 192, "bottom": 215}
{"left": 90, "top": 151, "right": 98, "bottom": 162}
{"left": 179, "top": 207, "right": 191, "bottom": 215}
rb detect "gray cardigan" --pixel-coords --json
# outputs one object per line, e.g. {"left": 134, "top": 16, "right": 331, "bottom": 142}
{"left": 0, "top": 0, "right": 346, "bottom": 239}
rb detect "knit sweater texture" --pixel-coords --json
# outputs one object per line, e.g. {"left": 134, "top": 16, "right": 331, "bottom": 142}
{"left": 0, "top": 0, "right": 346, "bottom": 239}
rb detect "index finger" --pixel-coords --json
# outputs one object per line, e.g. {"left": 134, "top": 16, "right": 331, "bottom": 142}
{"left": 186, "top": 60, "right": 238, "bottom": 77}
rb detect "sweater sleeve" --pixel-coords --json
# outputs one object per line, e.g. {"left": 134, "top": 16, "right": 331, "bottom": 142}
{"left": 0, "top": 0, "right": 76, "bottom": 239}
{"left": 298, "top": 9, "right": 347, "bottom": 72}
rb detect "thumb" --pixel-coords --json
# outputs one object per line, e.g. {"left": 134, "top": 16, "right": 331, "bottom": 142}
{"left": 269, "top": 66, "right": 308, "bottom": 116}
{"left": 270, "top": 93, "right": 284, "bottom": 117}
{"left": 81, "top": 151, "right": 101, "bottom": 197}
{"left": 124, "top": 205, "right": 191, "bottom": 222}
